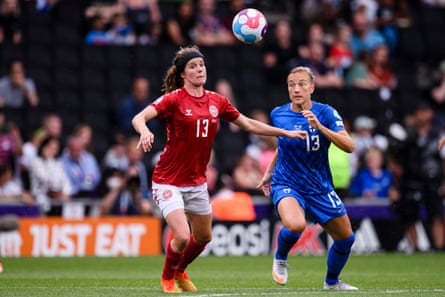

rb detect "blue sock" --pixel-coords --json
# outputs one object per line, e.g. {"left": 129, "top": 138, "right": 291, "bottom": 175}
{"left": 325, "top": 233, "right": 355, "bottom": 285}
{"left": 275, "top": 227, "right": 301, "bottom": 260}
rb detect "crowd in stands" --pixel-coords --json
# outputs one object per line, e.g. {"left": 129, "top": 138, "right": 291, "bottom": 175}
{"left": 0, "top": 0, "right": 444, "bottom": 251}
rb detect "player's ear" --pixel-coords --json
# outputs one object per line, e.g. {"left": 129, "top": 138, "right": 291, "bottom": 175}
{"left": 309, "top": 84, "right": 315, "bottom": 94}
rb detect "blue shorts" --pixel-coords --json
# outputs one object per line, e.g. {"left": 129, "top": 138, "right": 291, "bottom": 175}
{"left": 270, "top": 185, "right": 347, "bottom": 224}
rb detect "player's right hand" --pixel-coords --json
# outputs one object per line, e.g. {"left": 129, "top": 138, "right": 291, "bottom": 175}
{"left": 285, "top": 130, "right": 307, "bottom": 139}
{"left": 137, "top": 130, "right": 154, "bottom": 152}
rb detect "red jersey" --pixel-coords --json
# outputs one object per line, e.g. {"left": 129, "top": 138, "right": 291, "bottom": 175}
{"left": 151, "top": 87, "right": 240, "bottom": 186}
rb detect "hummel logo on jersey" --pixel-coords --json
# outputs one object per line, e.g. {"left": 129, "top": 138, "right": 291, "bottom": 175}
{"left": 283, "top": 188, "right": 291, "bottom": 194}
{"left": 185, "top": 109, "right": 192, "bottom": 116}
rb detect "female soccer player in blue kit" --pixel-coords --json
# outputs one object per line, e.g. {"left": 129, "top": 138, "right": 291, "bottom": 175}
{"left": 258, "top": 66, "right": 358, "bottom": 290}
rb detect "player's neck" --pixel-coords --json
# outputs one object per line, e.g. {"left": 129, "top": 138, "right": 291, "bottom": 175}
{"left": 291, "top": 101, "right": 312, "bottom": 112}
{"left": 184, "top": 85, "right": 204, "bottom": 97}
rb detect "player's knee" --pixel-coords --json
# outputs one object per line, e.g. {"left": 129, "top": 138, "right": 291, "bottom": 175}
{"left": 334, "top": 233, "right": 355, "bottom": 253}
{"left": 174, "top": 234, "right": 191, "bottom": 250}
{"left": 286, "top": 221, "right": 306, "bottom": 233}
{"left": 194, "top": 233, "right": 212, "bottom": 246}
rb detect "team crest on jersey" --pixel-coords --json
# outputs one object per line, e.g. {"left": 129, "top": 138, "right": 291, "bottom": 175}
{"left": 294, "top": 124, "right": 302, "bottom": 130}
{"left": 162, "top": 189, "right": 173, "bottom": 200}
{"left": 209, "top": 105, "right": 218, "bottom": 117}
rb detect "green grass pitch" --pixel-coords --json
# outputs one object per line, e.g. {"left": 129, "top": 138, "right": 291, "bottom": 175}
{"left": 0, "top": 253, "right": 444, "bottom": 296}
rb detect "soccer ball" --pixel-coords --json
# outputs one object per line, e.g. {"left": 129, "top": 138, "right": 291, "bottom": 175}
{"left": 232, "top": 8, "right": 267, "bottom": 44}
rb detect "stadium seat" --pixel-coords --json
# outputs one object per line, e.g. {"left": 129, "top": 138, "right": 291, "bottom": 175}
{"left": 54, "top": 66, "right": 80, "bottom": 90}
{"left": 54, "top": 88, "right": 82, "bottom": 112}
{"left": 27, "top": 67, "right": 53, "bottom": 90}
{"left": 81, "top": 46, "right": 107, "bottom": 70}
{"left": 54, "top": 45, "right": 80, "bottom": 70}
{"left": 25, "top": 22, "right": 53, "bottom": 46}
{"left": 82, "top": 90, "right": 109, "bottom": 112}
{"left": 108, "top": 69, "right": 133, "bottom": 93}
{"left": 81, "top": 67, "right": 106, "bottom": 91}
{"left": 106, "top": 46, "right": 134, "bottom": 71}
{"left": 134, "top": 46, "right": 160, "bottom": 72}
{"left": 25, "top": 45, "right": 52, "bottom": 69}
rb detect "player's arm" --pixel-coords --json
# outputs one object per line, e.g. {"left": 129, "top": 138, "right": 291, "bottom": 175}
{"left": 132, "top": 105, "right": 159, "bottom": 152}
{"left": 233, "top": 114, "right": 306, "bottom": 139}
{"left": 257, "top": 149, "right": 278, "bottom": 197}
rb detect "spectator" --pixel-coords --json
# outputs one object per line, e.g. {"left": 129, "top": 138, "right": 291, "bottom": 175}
{"left": 0, "top": 163, "right": 33, "bottom": 205}
{"left": 29, "top": 136, "right": 71, "bottom": 215}
{"left": 367, "top": 44, "right": 397, "bottom": 90}
{"left": 0, "top": 60, "right": 39, "bottom": 108}
{"left": 102, "top": 133, "right": 129, "bottom": 172}
{"left": 292, "top": 41, "right": 344, "bottom": 88}
{"left": 41, "top": 112, "right": 63, "bottom": 138}
{"left": 213, "top": 79, "right": 249, "bottom": 176}
{"left": 84, "top": 1, "right": 121, "bottom": 26}
{"left": 125, "top": 136, "right": 150, "bottom": 200}
{"left": 59, "top": 134, "right": 101, "bottom": 198}
{"left": 263, "top": 19, "right": 299, "bottom": 85}
{"left": 192, "top": 0, "right": 236, "bottom": 46}
{"left": 73, "top": 123, "right": 93, "bottom": 153}
{"left": 107, "top": 12, "right": 136, "bottom": 45}
{"left": 0, "top": 109, "right": 22, "bottom": 169}
{"left": 19, "top": 113, "right": 63, "bottom": 177}
{"left": 99, "top": 166, "right": 153, "bottom": 216}
{"left": 0, "top": 0, "right": 21, "bottom": 44}
{"left": 429, "top": 60, "right": 445, "bottom": 124}
{"left": 327, "top": 22, "right": 354, "bottom": 78}
{"left": 350, "top": 115, "right": 388, "bottom": 173}
{"left": 116, "top": 77, "right": 153, "bottom": 135}
{"left": 85, "top": 15, "right": 111, "bottom": 45}
{"left": 391, "top": 101, "right": 445, "bottom": 251}
{"left": 117, "top": 0, "right": 162, "bottom": 36}
{"left": 375, "top": 0, "right": 399, "bottom": 53}
{"left": 349, "top": 11, "right": 386, "bottom": 59}
{"left": 19, "top": 128, "right": 45, "bottom": 190}
{"left": 232, "top": 153, "right": 263, "bottom": 196}
{"left": 349, "top": 146, "right": 394, "bottom": 199}
{"left": 219, "top": 0, "right": 245, "bottom": 32}
{"left": 165, "top": 1, "right": 196, "bottom": 46}
{"left": 36, "top": 0, "right": 59, "bottom": 13}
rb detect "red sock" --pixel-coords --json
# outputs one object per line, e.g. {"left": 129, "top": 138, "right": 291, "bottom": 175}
{"left": 176, "top": 236, "right": 206, "bottom": 273}
{"left": 162, "top": 241, "right": 182, "bottom": 280}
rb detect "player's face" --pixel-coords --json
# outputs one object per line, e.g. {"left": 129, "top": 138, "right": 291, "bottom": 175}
{"left": 182, "top": 57, "right": 207, "bottom": 87}
{"left": 287, "top": 71, "right": 314, "bottom": 109}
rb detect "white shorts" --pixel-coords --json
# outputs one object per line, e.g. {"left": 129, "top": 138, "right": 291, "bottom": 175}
{"left": 152, "top": 182, "right": 211, "bottom": 218}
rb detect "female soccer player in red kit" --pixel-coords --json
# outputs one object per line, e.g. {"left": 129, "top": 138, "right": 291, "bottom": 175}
{"left": 132, "top": 46, "right": 305, "bottom": 293}
{"left": 132, "top": 45, "right": 306, "bottom": 293}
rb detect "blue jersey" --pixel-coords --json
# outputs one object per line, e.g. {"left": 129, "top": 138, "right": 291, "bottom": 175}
{"left": 270, "top": 101, "right": 346, "bottom": 195}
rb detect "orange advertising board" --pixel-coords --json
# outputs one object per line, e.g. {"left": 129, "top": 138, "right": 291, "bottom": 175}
{"left": 0, "top": 217, "right": 162, "bottom": 257}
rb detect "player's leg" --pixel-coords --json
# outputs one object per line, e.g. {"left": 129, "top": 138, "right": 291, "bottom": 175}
{"left": 273, "top": 196, "right": 306, "bottom": 285}
{"left": 175, "top": 184, "right": 212, "bottom": 291}
{"left": 153, "top": 183, "right": 189, "bottom": 293}
{"left": 321, "top": 214, "right": 357, "bottom": 290}
{"left": 175, "top": 213, "right": 212, "bottom": 291}
{"left": 162, "top": 209, "right": 190, "bottom": 293}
